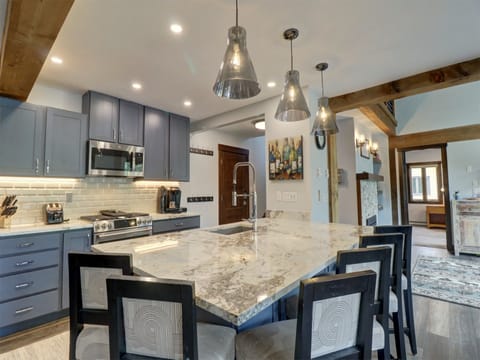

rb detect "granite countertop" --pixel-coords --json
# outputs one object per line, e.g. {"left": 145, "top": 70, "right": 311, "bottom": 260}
{"left": 93, "top": 218, "right": 372, "bottom": 326}
{"left": 0, "top": 220, "right": 93, "bottom": 237}
{"left": 0, "top": 213, "right": 199, "bottom": 237}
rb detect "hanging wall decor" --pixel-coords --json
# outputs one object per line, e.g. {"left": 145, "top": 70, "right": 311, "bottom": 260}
{"left": 268, "top": 136, "right": 303, "bottom": 180}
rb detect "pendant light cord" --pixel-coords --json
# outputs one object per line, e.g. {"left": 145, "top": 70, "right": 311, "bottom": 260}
{"left": 236, "top": 0, "right": 238, "bottom": 26}
{"left": 290, "top": 39, "right": 293, "bottom": 71}
{"left": 321, "top": 70, "right": 325, "bottom": 97}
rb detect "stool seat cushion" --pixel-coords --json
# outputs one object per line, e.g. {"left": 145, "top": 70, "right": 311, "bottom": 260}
{"left": 236, "top": 319, "right": 296, "bottom": 360}
{"left": 197, "top": 322, "right": 236, "bottom": 360}
{"left": 389, "top": 289, "right": 398, "bottom": 313}
{"left": 75, "top": 324, "right": 109, "bottom": 360}
{"left": 371, "top": 320, "right": 385, "bottom": 351}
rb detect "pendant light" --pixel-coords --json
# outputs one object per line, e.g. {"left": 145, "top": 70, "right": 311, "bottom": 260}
{"left": 311, "top": 62, "right": 338, "bottom": 149}
{"left": 274, "top": 28, "right": 310, "bottom": 122}
{"left": 213, "top": 0, "right": 260, "bottom": 99}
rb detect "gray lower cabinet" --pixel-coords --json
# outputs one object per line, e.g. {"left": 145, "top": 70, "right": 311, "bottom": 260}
{"left": 0, "top": 231, "right": 62, "bottom": 333}
{"left": 0, "top": 97, "right": 45, "bottom": 176}
{"left": 152, "top": 216, "right": 200, "bottom": 234}
{"left": 144, "top": 108, "right": 190, "bottom": 181}
{"left": 119, "top": 99, "right": 144, "bottom": 146}
{"left": 0, "top": 228, "right": 92, "bottom": 336}
{"left": 45, "top": 107, "right": 88, "bottom": 178}
{"left": 61, "top": 229, "right": 91, "bottom": 309}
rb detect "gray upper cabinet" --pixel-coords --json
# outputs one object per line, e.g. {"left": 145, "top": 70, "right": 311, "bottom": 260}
{"left": 144, "top": 109, "right": 190, "bottom": 181}
{"left": 144, "top": 107, "right": 169, "bottom": 180}
{"left": 83, "top": 91, "right": 144, "bottom": 146}
{"left": 83, "top": 91, "right": 119, "bottom": 142}
{"left": 169, "top": 113, "right": 190, "bottom": 181}
{"left": 119, "top": 99, "right": 144, "bottom": 146}
{"left": 0, "top": 98, "right": 45, "bottom": 176}
{"left": 45, "top": 108, "right": 88, "bottom": 178}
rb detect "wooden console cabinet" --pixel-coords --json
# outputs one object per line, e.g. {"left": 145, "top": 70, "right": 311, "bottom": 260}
{"left": 426, "top": 205, "right": 446, "bottom": 228}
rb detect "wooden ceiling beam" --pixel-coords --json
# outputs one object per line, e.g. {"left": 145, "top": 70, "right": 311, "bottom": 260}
{"left": 359, "top": 103, "right": 397, "bottom": 136}
{"left": 0, "top": 0, "right": 74, "bottom": 101}
{"left": 389, "top": 123, "right": 480, "bottom": 149}
{"left": 329, "top": 57, "right": 480, "bottom": 113}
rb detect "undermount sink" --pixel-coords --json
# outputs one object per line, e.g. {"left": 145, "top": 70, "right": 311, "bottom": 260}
{"left": 208, "top": 225, "right": 253, "bottom": 235}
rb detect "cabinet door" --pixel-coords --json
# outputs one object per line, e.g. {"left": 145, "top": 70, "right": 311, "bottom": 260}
{"left": 84, "top": 91, "right": 119, "bottom": 142}
{"left": 144, "top": 107, "right": 169, "bottom": 180}
{"left": 0, "top": 98, "right": 45, "bottom": 176}
{"left": 44, "top": 108, "right": 87, "bottom": 178}
{"left": 119, "top": 100, "right": 144, "bottom": 146}
{"left": 61, "top": 229, "right": 91, "bottom": 309}
{"left": 169, "top": 113, "right": 190, "bottom": 181}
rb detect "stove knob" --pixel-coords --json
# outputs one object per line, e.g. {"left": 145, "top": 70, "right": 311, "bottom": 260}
{"left": 108, "top": 223, "right": 114, "bottom": 230}
{"left": 139, "top": 219, "right": 144, "bottom": 225}
{"left": 101, "top": 223, "right": 107, "bottom": 230}
{"left": 94, "top": 224, "right": 100, "bottom": 232}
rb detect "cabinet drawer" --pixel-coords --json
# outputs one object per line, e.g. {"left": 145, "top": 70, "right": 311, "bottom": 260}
{"left": 0, "top": 249, "right": 59, "bottom": 276}
{"left": 0, "top": 232, "right": 62, "bottom": 257}
{"left": 153, "top": 216, "right": 200, "bottom": 234}
{"left": 0, "top": 290, "right": 59, "bottom": 327}
{"left": 0, "top": 266, "right": 59, "bottom": 302}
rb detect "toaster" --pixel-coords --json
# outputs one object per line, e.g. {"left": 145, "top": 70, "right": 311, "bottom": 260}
{"left": 45, "top": 203, "right": 64, "bottom": 224}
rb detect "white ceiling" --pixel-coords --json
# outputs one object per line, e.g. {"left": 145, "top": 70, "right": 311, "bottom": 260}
{"left": 37, "top": 0, "right": 480, "bottom": 123}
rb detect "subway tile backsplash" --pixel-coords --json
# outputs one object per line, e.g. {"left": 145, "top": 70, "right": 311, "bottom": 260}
{"left": 0, "top": 177, "right": 177, "bottom": 226}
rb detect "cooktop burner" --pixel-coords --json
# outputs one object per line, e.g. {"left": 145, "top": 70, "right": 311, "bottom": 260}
{"left": 80, "top": 210, "right": 150, "bottom": 222}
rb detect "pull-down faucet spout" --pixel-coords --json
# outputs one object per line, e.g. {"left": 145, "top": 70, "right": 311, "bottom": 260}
{"left": 232, "top": 162, "right": 257, "bottom": 231}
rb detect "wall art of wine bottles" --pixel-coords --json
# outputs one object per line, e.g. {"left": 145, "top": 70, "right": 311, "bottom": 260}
{"left": 268, "top": 135, "right": 303, "bottom": 180}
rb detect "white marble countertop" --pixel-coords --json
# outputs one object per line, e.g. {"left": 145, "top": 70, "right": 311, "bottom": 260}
{"left": 150, "top": 212, "right": 199, "bottom": 221}
{"left": 93, "top": 218, "right": 372, "bottom": 326}
{"left": 0, "top": 220, "right": 93, "bottom": 237}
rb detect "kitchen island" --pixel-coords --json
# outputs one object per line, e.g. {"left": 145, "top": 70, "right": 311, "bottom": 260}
{"left": 93, "top": 218, "right": 371, "bottom": 329}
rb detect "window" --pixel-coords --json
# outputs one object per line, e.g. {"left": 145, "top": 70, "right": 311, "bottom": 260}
{"left": 407, "top": 162, "right": 442, "bottom": 203}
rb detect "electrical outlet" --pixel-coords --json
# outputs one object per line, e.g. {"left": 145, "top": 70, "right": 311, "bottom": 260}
{"left": 276, "top": 191, "right": 282, "bottom": 201}
{"left": 282, "top": 192, "right": 297, "bottom": 202}
{"left": 66, "top": 192, "right": 73, "bottom": 203}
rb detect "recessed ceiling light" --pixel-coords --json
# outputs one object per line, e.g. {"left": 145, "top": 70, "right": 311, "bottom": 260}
{"left": 170, "top": 24, "right": 183, "bottom": 34}
{"left": 267, "top": 81, "right": 276, "bottom": 88}
{"left": 132, "top": 82, "right": 142, "bottom": 90}
{"left": 254, "top": 120, "right": 265, "bottom": 130}
{"left": 51, "top": 56, "right": 63, "bottom": 64}
{"left": 183, "top": 100, "right": 192, "bottom": 107}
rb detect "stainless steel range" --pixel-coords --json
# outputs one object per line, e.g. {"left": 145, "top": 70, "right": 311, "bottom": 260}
{"left": 81, "top": 210, "right": 152, "bottom": 244}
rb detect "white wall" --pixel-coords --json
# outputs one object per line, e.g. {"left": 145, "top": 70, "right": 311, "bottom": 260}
{"left": 405, "top": 148, "right": 442, "bottom": 224}
{"left": 27, "top": 81, "right": 83, "bottom": 112}
{"left": 447, "top": 140, "right": 480, "bottom": 199}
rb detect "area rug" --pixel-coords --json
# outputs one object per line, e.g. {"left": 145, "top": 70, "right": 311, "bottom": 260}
{"left": 412, "top": 255, "right": 480, "bottom": 308}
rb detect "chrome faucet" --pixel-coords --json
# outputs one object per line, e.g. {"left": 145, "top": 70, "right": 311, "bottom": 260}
{"left": 232, "top": 162, "right": 257, "bottom": 232}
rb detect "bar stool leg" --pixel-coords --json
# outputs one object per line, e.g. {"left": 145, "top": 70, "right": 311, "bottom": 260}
{"left": 392, "top": 308, "right": 407, "bottom": 360}
{"left": 404, "top": 286, "right": 417, "bottom": 354}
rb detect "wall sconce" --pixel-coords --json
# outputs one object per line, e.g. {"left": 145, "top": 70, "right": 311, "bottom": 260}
{"left": 370, "top": 142, "right": 379, "bottom": 158}
{"left": 356, "top": 134, "right": 367, "bottom": 148}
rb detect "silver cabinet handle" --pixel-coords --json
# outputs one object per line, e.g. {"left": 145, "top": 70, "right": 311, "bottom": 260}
{"left": 119, "top": 129, "right": 123, "bottom": 140}
{"left": 46, "top": 160, "right": 50, "bottom": 174}
{"left": 15, "top": 281, "right": 33, "bottom": 289}
{"left": 113, "top": 128, "right": 116, "bottom": 140}
{"left": 35, "top": 158, "right": 39, "bottom": 174}
{"left": 175, "top": 222, "right": 184, "bottom": 227}
{"left": 15, "top": 306, "right": 33, "bottom": 315}
{"left": 165, "top": 168, "right": 168, "bottom": 177}
{"left": 17, "top": 242, "right": 34, "bottom": 248}
{"left": 15, "top": 260, "right": 34, "bottom": 267}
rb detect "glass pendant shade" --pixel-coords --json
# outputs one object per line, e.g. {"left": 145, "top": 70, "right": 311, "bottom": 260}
{"left": 311, "top": 96, "right": 338, "bottom": 135}
{"left": 213, "top": 26, "right": 260, "bottom": 99}
{"left": 274, "top": 70, "right": 311, "bottom": 122}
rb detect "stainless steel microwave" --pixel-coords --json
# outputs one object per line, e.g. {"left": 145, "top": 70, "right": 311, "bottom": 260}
{"left": 88, "top": 140, "right": 144, "bottom": 177}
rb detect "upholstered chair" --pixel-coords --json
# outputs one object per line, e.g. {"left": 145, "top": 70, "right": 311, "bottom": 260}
{"left": 374, "top": 225, "right": 417, "bottom": 354}
{"left": 236, "top": 270, "right": 377, "bottom": 360}
{"left": 359, "top": 233, "right": 407, "bottom": 360}
{"left": 106, "top": 275, "right": 236, "bottom": 360}
{"left": 336, "top": 247, "right": 392, "bottom": 360}
{"left": 68, "top": 252, "right": 133, "bottom": 360}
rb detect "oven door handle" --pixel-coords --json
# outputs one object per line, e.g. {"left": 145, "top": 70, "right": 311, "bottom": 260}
{"left": 94, "top": 227, "right": 152, "bottom": 243}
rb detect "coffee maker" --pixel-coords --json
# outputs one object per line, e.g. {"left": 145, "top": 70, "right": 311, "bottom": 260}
{"left": 158, "top": 186, "right": 185, "bottom": 213}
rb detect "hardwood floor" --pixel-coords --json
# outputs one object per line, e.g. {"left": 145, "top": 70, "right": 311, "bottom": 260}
{"left": 1, "top": 246, "right": 478, "bottom": 359}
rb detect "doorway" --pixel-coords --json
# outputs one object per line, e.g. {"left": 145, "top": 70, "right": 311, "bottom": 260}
{"left": 397, "top": 144, "right": 452, "bottom": 251}
{"left": 218, "top": 144, "right": 249, "bottom": 225}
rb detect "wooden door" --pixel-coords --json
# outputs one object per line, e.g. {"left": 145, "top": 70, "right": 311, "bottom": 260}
{"left": 218, "top": 144, "right": 249, "bottom": 225}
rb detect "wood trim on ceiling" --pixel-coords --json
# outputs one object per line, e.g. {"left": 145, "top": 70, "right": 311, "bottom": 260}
{"left": 329, "top": 57, "right": 480, "bottom": 113}
{"left": 359, "top": 103, "right": 397, "bottom": 136}
{"left": 0, "top": 0, "right": 74, "bottom": 101}
{"left": 389, "top": 124, "right": 480, "bottom": 149}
